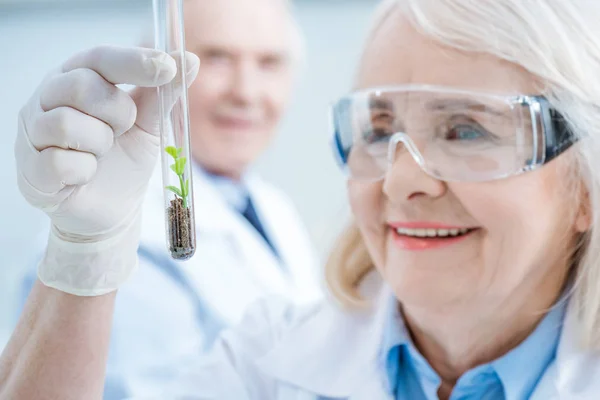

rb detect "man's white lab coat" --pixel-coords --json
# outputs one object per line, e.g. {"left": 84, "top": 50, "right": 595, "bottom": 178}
{"left": 106, "top": 165, "right": 323, "bottom": 398}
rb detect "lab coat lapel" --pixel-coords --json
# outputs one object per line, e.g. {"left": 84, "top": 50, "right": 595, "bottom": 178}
{"left": 256, "top": 273, "right": 393, "bottom": 399}
{"left": 191, "top": 167, "right": 238, "bottom": 233}
{"left": 228, "top": 223, "right": 293, "bottom": 298}
{"left": 223, "top": 175, "right": 295, "bottom": 296}
{"left": 275, "top": 377, "right": 392, "bottom": 400}
{"left": 529, "top": 298, "right": 600, "bottom": 399}
{"left": 348, "top": 371, "right": 393, "bottom": 400}
{"left": 247, "top": 175, "right": 323, "bottom": 303}
{"left": 555, "top": 302, "right": 600, "bottom": 399}
{"left": 528, "top": 364, "right": 559, "bottom": 400}
{"left": 178, "top": 168, "right": 293, "bottom": 324}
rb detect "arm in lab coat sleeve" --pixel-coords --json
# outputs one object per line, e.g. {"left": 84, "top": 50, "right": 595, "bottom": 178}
{"left": 132, "top": 298, "right": 304, "bottom": 400}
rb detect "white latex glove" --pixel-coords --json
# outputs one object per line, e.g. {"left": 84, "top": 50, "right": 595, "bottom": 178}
{"left": 15, "top": 45, "right": 200, "bottom": 296}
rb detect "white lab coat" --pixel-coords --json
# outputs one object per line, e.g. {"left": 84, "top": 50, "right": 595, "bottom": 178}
{"left": 131, "top": 272, "right": 600, "bottom": 400}
{"left": 107, "top": 165, "right": 323, "bottom": 397}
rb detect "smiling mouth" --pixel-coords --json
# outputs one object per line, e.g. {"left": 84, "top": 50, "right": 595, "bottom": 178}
{"left": 394, "top": 227, "right": 476, "bottom": 238}
{"left": 213, "top": 115, "right": 256, "bottom": 130}
{"left": 390, "top": 226, "right": 478, "bottom": 250}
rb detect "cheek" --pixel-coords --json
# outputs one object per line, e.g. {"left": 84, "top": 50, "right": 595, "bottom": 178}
{"left": 188, "top": 79, "right": 229, "bottom": 138}
{"left": 263, "top": 76, "right": 292, "bottom": 123}
{"left": 188, "top": 86, "right": 212, "bottom": 116}
{"left": 188, "top": 81, "right": 224, "bottom": 149}
{"left": 458, "top": 180, "right": 572, "bottom": 242}
{"left": 452, "top": 176, "right": 575, "bottom": 289}
{"left": 455, "top": 190, "right": 525, "bottom": 283}
{"left": 190, "top": 69, "right": 230, "bottom": 108}
{"left": 348, "top": 180, "right": 386, "bottom": 266}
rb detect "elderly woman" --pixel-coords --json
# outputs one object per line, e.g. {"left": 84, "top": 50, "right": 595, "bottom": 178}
{"left": 2, "top": 0, "right": 599, "bottom": 399}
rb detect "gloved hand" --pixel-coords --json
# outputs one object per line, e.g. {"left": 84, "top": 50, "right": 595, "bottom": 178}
{"left": 14, "top": 45, "right": 200, "bottom": 296}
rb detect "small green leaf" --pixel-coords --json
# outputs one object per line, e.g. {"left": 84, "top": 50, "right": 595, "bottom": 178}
{"left": 177, "top": 147, "right": 183, "bottom": 157}
{"left": 166, "top": 185, "right": 183, "bottom": 197}
{"left": 175, "top": 157, "right": 187, "bottom": 176}
{"left": 165, "top": 146, "right": 178, "bottom": 159}
{"left": 170, "top": 163, "right": 178, "bottom": 174}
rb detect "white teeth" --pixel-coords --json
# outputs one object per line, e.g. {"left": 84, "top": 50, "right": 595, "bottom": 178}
{"left": 396, "top": 227, "right": 472, "bottom": 238}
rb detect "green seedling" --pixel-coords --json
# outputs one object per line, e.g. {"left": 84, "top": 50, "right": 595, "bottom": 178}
{"left": 165, "top": 146, "right": 190, "bottom": 208}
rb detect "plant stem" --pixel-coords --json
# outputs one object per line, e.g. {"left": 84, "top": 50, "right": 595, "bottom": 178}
{"left": 178, "top": 174, "right": 187, "bottom": 208}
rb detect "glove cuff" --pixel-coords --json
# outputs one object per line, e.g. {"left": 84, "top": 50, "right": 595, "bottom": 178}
{"left": 37, "top": 212, "right": 142, "bottom": 296}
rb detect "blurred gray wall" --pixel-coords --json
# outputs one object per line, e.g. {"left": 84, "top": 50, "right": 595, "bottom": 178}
{"left": 0, "top": 0, "right": 376, "bottom": 345}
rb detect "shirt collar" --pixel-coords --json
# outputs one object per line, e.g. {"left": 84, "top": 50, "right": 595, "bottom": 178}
{"left": 492, "top": 297, "right": 567, "bottom": 400}
{"left": 381, "top": 294, "right": 567, "bottom": 400}
{"left": 380, "top": 295, "right": 415, "bottom": 394}
{"left": 194, "top": 164, "right": 249, "bottom": 212}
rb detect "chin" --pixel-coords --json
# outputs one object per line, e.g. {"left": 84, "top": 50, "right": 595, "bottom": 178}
{"left": 383, "top": 263, "right": 471, "bottom": 309}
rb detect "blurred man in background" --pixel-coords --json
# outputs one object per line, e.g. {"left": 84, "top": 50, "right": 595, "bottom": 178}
{"left": 18, "top": 0, "right": 322, "bottom": 398}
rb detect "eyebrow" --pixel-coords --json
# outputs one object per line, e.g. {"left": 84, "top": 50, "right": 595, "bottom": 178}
{"left": 259, "top": 51, "right": 290, "bottom": 63}
{"left": 196, "top": 44, "right": 290, "bottom": 58}
{"left": 369, "top": 98, "right": 395, "bottom": 112}
{"left": 424, "top": 98, "right": 507, "bottom": 116}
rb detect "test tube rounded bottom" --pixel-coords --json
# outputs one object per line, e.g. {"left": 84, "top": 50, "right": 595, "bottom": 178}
{"left": 167, "top": 197, "right": 196, "bottom": 260}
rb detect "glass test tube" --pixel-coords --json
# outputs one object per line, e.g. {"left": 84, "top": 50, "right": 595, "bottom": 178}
{"left": 153, "top": 0, "right": 196, "bottom": 260}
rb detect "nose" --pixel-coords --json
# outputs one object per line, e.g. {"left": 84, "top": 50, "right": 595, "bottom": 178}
{"left": 383, "top": 134, "right": 447, "bottom": 201}
{"left": 229, "top": 60, "right": 260, "bottom": 106}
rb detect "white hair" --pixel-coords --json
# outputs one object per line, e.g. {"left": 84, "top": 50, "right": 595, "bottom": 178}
{"left": 356, "top": 0, "right": 600, "bottom": 349}
{"left": 143, "top": 0, "right": 306, "bottom": 70}
{"left": 180, "top": 0, "right": 306, "bottom": 67}
{"left": 278, "top": 0, "right": 307, "bottom": 67}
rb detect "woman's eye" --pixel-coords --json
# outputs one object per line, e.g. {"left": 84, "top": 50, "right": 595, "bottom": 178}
{"left": 363, "top": 126, "right": 394, "bottom": 144}
{"left": 445, "top": 124, "right": 489, "bottom": 141}
{"left": 364, "top": 112, "right": 395, "bottom": 142}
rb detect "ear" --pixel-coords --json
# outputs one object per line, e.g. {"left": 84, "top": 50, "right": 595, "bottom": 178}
{"left": 575, "top": 184, "right": 592, "bottom": 232}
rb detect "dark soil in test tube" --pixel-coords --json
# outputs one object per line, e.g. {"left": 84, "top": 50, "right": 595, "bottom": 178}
{"left": 168, "top": 197, "right": 194, "bottom": 259}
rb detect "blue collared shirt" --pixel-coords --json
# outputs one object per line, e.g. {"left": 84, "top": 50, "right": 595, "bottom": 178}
{"left": 382, "top": 296, "right": 566, "bottom": 400}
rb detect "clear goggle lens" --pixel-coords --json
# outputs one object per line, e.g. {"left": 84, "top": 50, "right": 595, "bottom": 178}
{"left": 330, "top": 86, "right": 573, "bottom": 182}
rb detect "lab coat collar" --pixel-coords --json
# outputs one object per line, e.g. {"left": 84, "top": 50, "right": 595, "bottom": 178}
{"left": 255, "top": 272, "right": 393, "bottom": 398}
{"left": 191, "top": 163, "right": 270, "bottom": 234}
{"left": 256, "top": 273, "right": 600, "bottom": 399}
{"left": 192, "top": 165, "right": 250, "bottom": 212}
{"left": 550, "top": 297, "right": 600, "bottom": 398}
{"left": 191, "top": 163, "right": 243, "bottom": 233}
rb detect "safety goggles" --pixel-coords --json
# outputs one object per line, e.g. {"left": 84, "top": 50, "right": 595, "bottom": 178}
{"left": 330, "top": 85, "right": 576, "bottom": 182}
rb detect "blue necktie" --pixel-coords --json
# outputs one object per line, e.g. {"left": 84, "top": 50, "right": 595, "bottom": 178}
{"left": 241, "top": 196, "right": 279, "bottom": 258}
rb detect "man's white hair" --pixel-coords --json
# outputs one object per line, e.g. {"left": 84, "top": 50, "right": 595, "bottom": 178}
{"left": 144, "top": 0, "right": 306, "bottom": 71}
{"left": 278, "top": 0, "right": 306, "bottom": 66}
{"left": 179, "top": 0, "right": 306, "bottom": 66}
{"left": 366, "top": 0, "right": 600, "bottom": 349}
